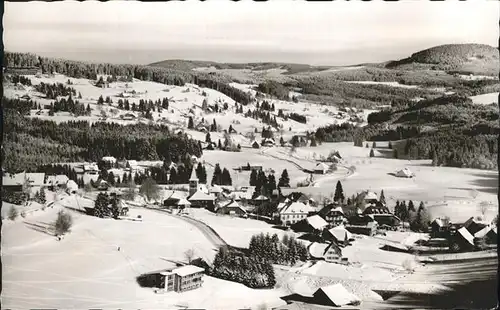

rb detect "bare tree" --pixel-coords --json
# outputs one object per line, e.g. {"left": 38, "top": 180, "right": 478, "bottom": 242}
{"left": 478, "top": 201, "right": 490, "bottom": 218}
{"left": 8, "top": 206, "right": 18, "bottom": 220}
{"left": 139, "top": 177, "right": 160, "bottom": 202}
{"left": 54, "top": 210, "right": 73, "bottom": 236}
{"left": 184, "top": 248, "right": 195, "bottom": 264}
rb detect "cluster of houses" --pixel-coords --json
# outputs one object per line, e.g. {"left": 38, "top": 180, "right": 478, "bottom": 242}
{"left": 2, "top": 171, "right": 79, "bottom": 198}
{"left": 139, "top": 264, "right": 205, "bottom": 293}
{"left": 429, "top": 216, "right": 497, "bottom": 252}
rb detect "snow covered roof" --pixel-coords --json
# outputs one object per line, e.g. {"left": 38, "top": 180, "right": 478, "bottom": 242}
{"left": 314, "top": 283, "right": 361, "bottom": 307}
{"left": 306, "top": 215, "right": 328, "bottom": 230}
{"left": 254, "top": 195, "right": 269, "bottom": 201}
{"left": 46, "top": 175, "right": 69, "bottom": 185}
{"left": 327, "top": 226, "right": 351, "bottom": 242}
{"left": 209, "top": 184, "right": 223, "bottom": 193}
{"left": 172, "top": 265, "right": 204, "bottom": 277}
{"left": 363, "top": 191, "right": 378, "bottom": 201}
{"left": 323, "top": 242, "right": 342, "bottom": 256}
{"left": 308, "top": 242, "right": 329, "bottom": 259}
{"left": 176, "top": 198, "right": 191, "bottom": 206}
{"left": 84, "top": 163, "right": 99, "bottom": 171}
{"left": 457, "top": 227, "right": 475, "bottom": 246}
{"left": 281, "top": 202, "right": 315, "bottom": 214}
{"left": 127, "top": 160, "right": 138, "bottom": 168}
{"left": 189, "top": 190, "right": 216, "bottom": 201}
{"left": 3, "top": 172, "right": 45, "bottom": 187}
{"left": 102, "top": 156, "right": 117, "bottom": 163}
{"left": 314, "top": 162, "right": 329, "bottom": 170}
{"left": 396, "top": 167, "right": 413, "bottom": 177}
{"left": 66, "top": 180, "right": 78, "bottom": 191}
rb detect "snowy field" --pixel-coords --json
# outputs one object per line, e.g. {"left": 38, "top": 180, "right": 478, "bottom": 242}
{"left": 2, "top": 197, "right": 287, "bottom": 309}
{"left": 470, "top": 92, "right": 498, "bottom": 105}
{"left": 188, "top": 208, "right": 303, "bottom": 249}
{"left": 346, "top": 81, "right": 419, "bottom": 89}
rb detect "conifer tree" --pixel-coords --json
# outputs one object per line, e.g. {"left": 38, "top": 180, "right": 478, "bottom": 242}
{"left": 221, "top": 168, "right": 232, "bottom": 185}
{"left": 380, "top": 190, "right": 386, "bottom": 205}
{"left": 250, "top": 169, "right": 258, "bottom": 186}
{"left": 278, "top": 169, "right": 290, "bottom": 187}
{"left": 205, "top": 132, "right": 212, "bottom": 143}
{"left": 334, "top": 181, "right": 345, "bottom": 203}
{"left": 188, "top": 116, "right": 194, "bottom": 129}
{"left": 211, "top": 164, "right": 222, "bottom": 185}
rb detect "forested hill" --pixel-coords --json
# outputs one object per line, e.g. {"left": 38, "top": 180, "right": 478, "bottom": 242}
{"left": 314, "top": 95, "right": 498, "bottom": 170}
{"left": 2, "top": 103, "right": 203, "bottom": 173}
{"left": 386, "top": 44, "right": 499, "bottom": 75}
{"left": 3, "top": 52, "right": 253, "bottom": 105}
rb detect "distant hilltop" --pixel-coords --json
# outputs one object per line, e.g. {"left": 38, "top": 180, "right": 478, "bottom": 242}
{"left": 386, "top": 43, "right": 499, "bottom": 75}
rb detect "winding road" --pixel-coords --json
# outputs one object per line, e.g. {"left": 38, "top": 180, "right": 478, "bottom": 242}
{"left": 141, "top": 205, "right": 227, "bottom": 248}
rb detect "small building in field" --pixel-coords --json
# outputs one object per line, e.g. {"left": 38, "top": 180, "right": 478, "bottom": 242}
{"left": 66, "top": 180, "right": 79, "bottom": 194}
{"left": 251, "top": 141, "right": 260, "bottom": 149}
{"left": 314, "top": 162, "right": 329, "bottom": 174}
{"left": 122, "top": 113, "right": 137, "bottom": 121}
{"left": 312, "top": 283, "right": 361, "bottom": 307}
{"left": 216, "top": 200, "right": 247, "bottom": 217}
{"left": 395, "top": 167, "right": 414, "bottom": 178}
{"left": 97, "top": 180, "right": 109, "bottom": 191}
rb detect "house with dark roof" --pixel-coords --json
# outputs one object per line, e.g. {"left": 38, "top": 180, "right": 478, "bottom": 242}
{"left": 318, "top": 203, "right": 346, "bottom": 227}
{"left": 312, "top": 283, "right": 361, "bottom": 307}
{"left": 216, "top": 200, "right": 247, "bottom": 217}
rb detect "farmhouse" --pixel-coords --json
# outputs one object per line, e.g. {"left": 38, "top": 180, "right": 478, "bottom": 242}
{"left": 2, "top": 172, "right": 45, "bottom": 197}
{"left": 312, "top": 283, "right": 361, "bottom": 307}
{"left": 102, "top": 156, "right": 117, "bottom": 166}
{"left": 363, "top": 204, "right": 400, "bottom": 228}
{"left": 346, "top": 218, "right": 378, "bottom": 236}
{"left": 318, "top": 203, "right": 346, "bottom": 227}
{"left": 188, "top": 191, "right": 216, "bottom": 209}
{"left": 462, "top": 217, "right": 490, "bottom": 236}
{"left": 395, "top": 167, "right": 414, "bottom": 178}
{"left": 216, "top": 200, "right": 247, "bottom": 217}
{"left": 251, "top": 140, "right": 260, "bottom": 149}
{"left": 84, "top": 163, "right": 99, "bottom": 174}
{"left": 261, "top": 138, "right": 275, "bottom": 147}
{"left": 430, "top": 218, "right": 452, "bottom": 238}
{"left": 97, "top": 180, "right": 110, "bottom": 191}
{"left": 46, "top": 175, "right": 70, "bottom": 189}
{"left": 323, "top": 241, "right": 344, "bottom": 263}
{"left": 313, "top": 162, "right": 329, "bottom": 174}
{"left": 450, "top": 227, "right": 475, "bottom": 252}
{"left": 322, "top": 226, "right": 353, "bottom": 246}
{"left": 474, "top": 225, "right": 498, "bottom": 245}
{"left": 277, "top": 201, "right": 316, "bottom": 226}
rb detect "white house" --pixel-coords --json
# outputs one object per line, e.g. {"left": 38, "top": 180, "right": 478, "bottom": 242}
{"left": 46, "top": 175, "right": 70, "bottom": 188}
{"left": 278, "top": 201, "right": 316, "bottom": 226}
{"left": 84, "top": 163, "right": 99, "bottom": 174}
{"left": 314, "top": 162, "right": 329, "bottom": 174}
{"left": 102, "top": 156, "right": 117, "bottom": 164}
{"left": 126, "top": 160, "right": 139, "bottom": 172}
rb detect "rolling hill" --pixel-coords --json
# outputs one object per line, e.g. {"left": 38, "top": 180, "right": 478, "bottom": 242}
{"left": 386, "top": 44, "right": 499, "bottom": 75}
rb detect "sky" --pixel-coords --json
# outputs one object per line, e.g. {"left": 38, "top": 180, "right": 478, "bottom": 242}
{"left": 3, "top": 1, "right": 499, "bottom": 66}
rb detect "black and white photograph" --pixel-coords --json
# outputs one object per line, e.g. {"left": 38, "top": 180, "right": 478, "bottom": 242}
{"left": 1, "top": 1, "right": 499, "bottom": 309}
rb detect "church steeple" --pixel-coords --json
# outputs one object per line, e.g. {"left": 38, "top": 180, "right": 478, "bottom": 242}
{"left": 189, "top": 167, "right": 198, "bottom": 196}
